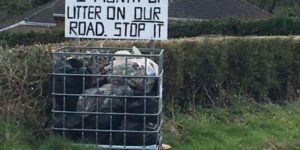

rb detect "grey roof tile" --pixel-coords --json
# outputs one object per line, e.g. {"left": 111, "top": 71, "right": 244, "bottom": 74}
{"left": 53, "top": 0, "right": 65, "bottom": 15}
{"left": 168, "top": 0, "right": 270, "bottom": 20}
{"left": 1, "top": 0, "right": 270, "bottom": 30}
{"left": 25, "top": 0, "right": 58, "bottom": 23}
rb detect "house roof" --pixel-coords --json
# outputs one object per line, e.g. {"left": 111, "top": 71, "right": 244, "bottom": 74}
{"left": 53, "top": 0, "right": 65, "bottom": 16}
{"left": 0, "top": 0, "right": 270, "bottom": 31}
{"left": 25, "top": 0, "right": 58, "bottom": 24}
{"left": 0, "top": 1, "right": 59, "bottom": 31}
{"left": 51, "top": 0, "right": 270, "bottom": 20}
{"left": 169, "top": 0, "right": 270, "bottom": 20}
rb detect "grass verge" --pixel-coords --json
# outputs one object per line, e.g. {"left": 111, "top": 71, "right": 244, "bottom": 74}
{"left": 1, "top": 101, "right": 300, "bottom": 150}
{"left": 0, "top": 121, "right": 100, "bottom": 150}
{"left": 163, "top": 101, "right": 300, "bottom": 150}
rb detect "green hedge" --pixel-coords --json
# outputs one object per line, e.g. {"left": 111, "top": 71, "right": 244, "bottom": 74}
{"left": 159, "top": 38, "right": 300, "bottom": 109}
{"left": 1, "top": 37, "right": 300, "bottom": 124}
{"left": 0, "top": 29, "right": 64, "bottom": 47}
{"left": 1, "top": 16, "right": 300, "bottom": 47}
{"left": 169, "top": 16, "right": 300, "bottom": 38}
{"left": 0, "top": 45, "right": 52, "bottom": 127}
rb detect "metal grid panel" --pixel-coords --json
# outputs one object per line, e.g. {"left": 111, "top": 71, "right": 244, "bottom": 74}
{"left": 51, "top": 47, "right": 163, "bottom": 150}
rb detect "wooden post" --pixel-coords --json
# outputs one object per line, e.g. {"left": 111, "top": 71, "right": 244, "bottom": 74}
{"left": 77, "top": 38, "right": 81, "bottom": 46}
{"left": 151, "top": 39, "right": 156, "bottom": 49}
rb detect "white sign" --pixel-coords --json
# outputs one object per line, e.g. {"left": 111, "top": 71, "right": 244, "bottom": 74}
{"left": 65, "top": 0, "right": 168, "bottom": 40}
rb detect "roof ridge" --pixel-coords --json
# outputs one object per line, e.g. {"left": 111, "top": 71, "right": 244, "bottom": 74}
{"left": 1, "top": 0, "right": 271, "bottom": 31}
{"left": 0, "top": 0, "right": 57, "bottom": 30}
{"left": 25, "top": 0, "right": 58, "bottom": 21}
{"left": 239, "top": 0, "right": 271, "bottom": 17}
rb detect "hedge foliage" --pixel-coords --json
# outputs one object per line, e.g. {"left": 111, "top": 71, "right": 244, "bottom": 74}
{"left": 160, "top": 38, "right": 300, "bottom": 109}
{"left": 169, "top": 16, "right": 300, "bottom": 38}
{"left": 0, "top": 29, "right": 64, "bottom": 47}
{"left": 0, "top": 45, "right": 52, "bottom": 127}
{"left": 1, "top": 16, "right": 300, "bottom": 47}
{"left": 1, "top": 37, "right": 300, "bottom": 125}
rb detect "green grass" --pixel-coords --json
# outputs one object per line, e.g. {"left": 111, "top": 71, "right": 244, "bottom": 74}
{"left": 163, "top": 101, "right": 300, "bottom": 150}
{"left": 1, "top": 101, "right": 300, "bottom": 149}
{"left": 0, "top": 121, "right": 101, "bottom": 150}
{"left": 0, "top": 120, "right": 36, "bottom": 150}
{"left": 39, "top": 136, "right": 101, "bottom": 150}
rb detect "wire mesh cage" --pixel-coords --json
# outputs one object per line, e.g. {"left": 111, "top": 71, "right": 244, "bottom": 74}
{"left": 51, "top": 46, "right": 163, "bottom": 150}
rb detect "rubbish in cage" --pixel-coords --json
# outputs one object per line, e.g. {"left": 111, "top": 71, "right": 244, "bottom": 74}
{"left": 113, "top": 119, "right": 159, "bottom": 146}
{"left": 105, "top": 48, "right": 159, "bottom": 94}
{"left": 51, "top": 46, "right": 163, "bottom": 149}
{"left": 126, "top": 91, "right": 160, "bottom": 124}
{"left": 51, "top": 57, "right": 92, "bottom": 111}
{"left": 77, "top": 84, "right": 134, "bottom": 118}
{"left": 75, "top": 84, "right": 134, "bottom": 144}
